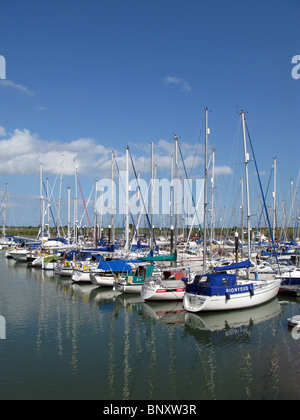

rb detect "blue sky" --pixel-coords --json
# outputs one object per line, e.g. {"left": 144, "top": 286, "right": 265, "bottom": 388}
{"left": 0, "top": 0, "right": 299, "bottom": 231}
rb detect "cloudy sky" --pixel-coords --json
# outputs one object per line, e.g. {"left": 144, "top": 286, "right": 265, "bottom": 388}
{"left": 0, "top": 0, "right": 299, "bottom": 228}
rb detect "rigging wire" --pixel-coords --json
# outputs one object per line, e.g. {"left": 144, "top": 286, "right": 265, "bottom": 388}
{"left": 77, "top": 175, "right": 96, "bottom": 246}
{"left": 245, "top": 119, "right": 281, "bottom": 272}
{"left": 128, "top": 150, "right": 157, "bottom": 248}
{"left": 177, "top": 141, "right": 204, "bottom": 238}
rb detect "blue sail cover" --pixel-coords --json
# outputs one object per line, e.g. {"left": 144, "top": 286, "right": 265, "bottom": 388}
{"left": 186, "top": 272, "right": 254, "bottom": 297}
{"left": 214, "top": 259, "right": 251, "bottom": 272}
{"left": 97, "top": 259, "right": 134, "bottom": 273}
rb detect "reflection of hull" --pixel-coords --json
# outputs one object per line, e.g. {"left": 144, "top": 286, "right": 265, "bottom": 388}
{"left": 71, "top": 283, "right": 100, "bottom": 295}
{"left": 115, "top": 294, "right": 145, "bottom": 305}
{"left": 141, "top": 280, "right": 186, "bottom": 301}
{"left": 184, "top": 298, "right": 281, "bottom": 332}
{"left": 141, "top": 301, "right": 186, "bottom": 325}
{"left": 184, "top": 279, "right": 281, "bottom": 312}
{"left": 93, "top": 288, "right": 122, "bottom": 302}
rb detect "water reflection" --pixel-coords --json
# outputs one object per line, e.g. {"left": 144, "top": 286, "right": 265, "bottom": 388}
{"left": 141, "top": 301, "right": 186, "bottom": 326}
{"left": 184, "top": 298, "right": 281, "bottom": 334}
{"left": 182, "top": 298, "right": 285, "bottom": 399}
{"left": 1, "top": 252, "right": 300, "bottom": 400}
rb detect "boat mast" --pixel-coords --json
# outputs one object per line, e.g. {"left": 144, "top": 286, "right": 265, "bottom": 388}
{"left": 111, "top": 151, "right": 115, "bottom": 247}
{"left": 272, "top": 157, "right": 277, "bottom": 242}
{"left": 210, "top": 147, "right": 215, "bottom": 247}
{"left": 240, "top": 177, "right": 244, "bottom": 257}
{"left": 203, "top": 107, "right": 209, "bottom": 273}
{"left": 170, "top": 154, "right": 173, "bottom": 243}
{"left": 67, "top": 186, "right": 71, "bottom": 244}
{"left": 74, "top": 160, "right": 78, "bottom": 245}
{"left": 150, "top": 141, "right": 154, "bottom": 250}
{"left": 57, "top": 155, "right": 63, "bottom": 236}
{"left": 2, "top": 183, "right": 7, "bottom": 238}
{"left": 290, "top": 179, "right": 294, "bottom": 240}
{"left": 125, "top": 145, "right": 130, "bottom": 253}
{"left": 39, "top": 163, "right": 44, "bottom": 241}
{"left": 240, "top": 111, "right": 251, "bottom": 272}
{"left": 94, "top": 179, "right": 98, "bottom": 247}
{"left": 174, "top": 135, "right": 179, "bottom": 254}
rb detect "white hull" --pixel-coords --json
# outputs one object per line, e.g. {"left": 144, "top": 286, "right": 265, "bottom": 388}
{"left": 183, "top": 279, "right": 281, "bottom": 312}
{"left": 141, "top": 280, "right": 186, "bottom": 301}
{"left": 55, "top": 266, "right": 74, "bottom": 277}
{"left": 31, "top": 256, "right": 43, "bottom": 267}
{"left": 71, "top": 269, "right": 91, "bottom": 283}
{"left": 114, "top": 282, "right": 143, "bottom": 294}
{"left": 90, "top": 273, "right": 115, "bottom": 287}
{"left": 55, "top": 261, "right": 76, "bottom": 276}
{"left": 9, "top": 250, "right": 28, "bottom": 262}
{"left": 43, "top": 262, "right": 58, "bottom": 270}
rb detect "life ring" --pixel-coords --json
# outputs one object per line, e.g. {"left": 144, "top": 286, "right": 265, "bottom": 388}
{"left": 64, "top": 261, "right": 71, "bottom": 267}
{"left": 83, "top": 265, "right": 89, "bottom": 272}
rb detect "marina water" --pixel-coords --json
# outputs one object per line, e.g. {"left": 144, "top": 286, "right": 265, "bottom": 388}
{"left": 0, "top": 252, "right": 299, "bottom": 400}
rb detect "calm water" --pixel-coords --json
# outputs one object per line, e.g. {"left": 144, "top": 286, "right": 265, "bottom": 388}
{"left": 0, "top": 252, "right": 299, "bottom": 400}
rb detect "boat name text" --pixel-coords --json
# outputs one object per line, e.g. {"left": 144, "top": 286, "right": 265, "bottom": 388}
{"left": 226, "top": 286, "right": 250, "bottom": 294}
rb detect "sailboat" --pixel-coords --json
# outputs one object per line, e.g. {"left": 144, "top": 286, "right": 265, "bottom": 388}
{"left": 183, "top": 259, "right": 280, "bottom": 312}
{"left": 114, "top": 252, "right": 178, "bottom": 294}
{"left": 114, "top": 262, "right": 157, "bottom": 294}
{"left": 140, "top": 268, "right": 189, "bottom": 301}
{"left": 183, "top": 111, "right": 281, "bottom": 313}
{"left": 90, "top": 258, "right": 138, "bottom": 287}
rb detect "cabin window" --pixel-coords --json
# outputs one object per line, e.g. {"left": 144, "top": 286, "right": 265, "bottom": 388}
{"left": 136, "top": 266, "right": 146, "bottom": 277}
{"left": 221, "top": 278, "right": 230, "bottom": 286}
{"left": 193, "top": 275, "right": 203, "bottom": 286}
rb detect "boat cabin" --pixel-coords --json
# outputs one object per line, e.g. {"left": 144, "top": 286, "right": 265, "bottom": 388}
{"left": 125, "top": 264, "right": 157, "bottom": 285}
{"left": 186, "top": 273, "right": 237, "bottom": 297}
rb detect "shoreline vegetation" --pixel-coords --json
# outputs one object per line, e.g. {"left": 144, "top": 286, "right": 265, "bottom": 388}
{"left": 2, "top": 225, "right": 296, "bottom": 242}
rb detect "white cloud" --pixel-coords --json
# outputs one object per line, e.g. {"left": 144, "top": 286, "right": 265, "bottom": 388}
{"left": 0, "top": 127, "right": 233, "bottom": 181}
{"left": 0, "top": 79, "right": 35, "bottom": 96}
{"left": 0, "top": 129, "right": 112, "bottom": 176}
{"left": 162, "top": 76, "right": 191, "bottom": 92}
{"left": 0, "top": 126, "right": 6, "bottom": 136}
{"left": 214, "top": 165, "right": 233, "bottom": 176}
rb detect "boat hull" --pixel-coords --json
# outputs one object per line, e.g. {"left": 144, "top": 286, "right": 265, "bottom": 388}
{"left": 90, "top": 273, "right": 115, "bottom": 287}
{"left": 9, "top": 250, "right": 28, "bottom": 262}
{"left": 183, "top": 279, "right": 281, "bottom": 312}
{"left": 279, "top": 273, "right": 300, "bottom": 295}
{"left": 114, "top": 282, "right": 143, "bottom": 294}
{"left": 141, "top": 281, "right": 186, "bottom": 301}
{"left": 71, "top": 269, "right": 91, "bottom": 283}
{"left": 55, "top": 267, "right": 74, "bottom": 277}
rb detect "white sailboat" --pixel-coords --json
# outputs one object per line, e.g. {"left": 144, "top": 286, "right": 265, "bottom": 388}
{"left": 9, "top": 247, "right": 29, "bottom": 262}
{"left": 183, "top": 259, "right": 281, "bottom": 312}
{"left": 141, "top": 269, "right": 189, "bottom": 301}
{"left": 183, "top": 111, "right": 281, "bottom": 313}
